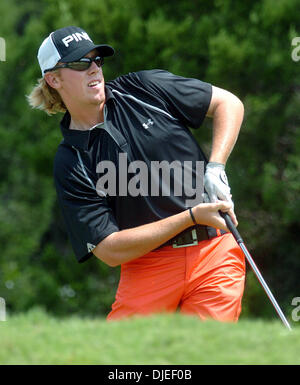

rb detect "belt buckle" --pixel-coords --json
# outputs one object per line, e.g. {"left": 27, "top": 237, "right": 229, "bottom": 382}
{"left": 172, "top": 229, "right": 198, "bottom": 248}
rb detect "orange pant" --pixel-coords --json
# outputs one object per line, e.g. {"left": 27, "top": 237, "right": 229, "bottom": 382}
{"left": 107, "top": 233, "right": 245, "bottom": 322}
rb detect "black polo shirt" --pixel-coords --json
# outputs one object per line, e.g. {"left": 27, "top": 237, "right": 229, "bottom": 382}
{"left": 54, "top": 69, "right": 213, "bottom": 262}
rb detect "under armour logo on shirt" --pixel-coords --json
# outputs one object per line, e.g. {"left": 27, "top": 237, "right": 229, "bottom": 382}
{"left": 142, "top": 119, "right": 154, "bottom": 129}
{"left": 87, "top": 243, "right": 96, "bottom": 252}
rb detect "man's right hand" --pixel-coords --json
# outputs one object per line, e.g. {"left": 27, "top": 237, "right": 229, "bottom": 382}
{"left": 193, "top": 200, "right": 237, "bottom": 232}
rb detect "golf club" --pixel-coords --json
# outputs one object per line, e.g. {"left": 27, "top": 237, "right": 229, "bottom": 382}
{"left": 219, "top": 210, "right": 292, "bottom": 331}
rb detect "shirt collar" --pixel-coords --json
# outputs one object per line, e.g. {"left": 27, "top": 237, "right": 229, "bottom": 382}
{"left": 59, "top": 86, "right": 116, "bottom": 151}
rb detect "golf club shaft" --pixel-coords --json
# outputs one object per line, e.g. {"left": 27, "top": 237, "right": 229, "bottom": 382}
{"left": 219, "top": 211, "right": 292, "bottom": 331}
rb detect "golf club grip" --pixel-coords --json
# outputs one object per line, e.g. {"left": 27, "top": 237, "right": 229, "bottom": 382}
{"left": 218, "top": 211, "right": 243, "bottom": 244}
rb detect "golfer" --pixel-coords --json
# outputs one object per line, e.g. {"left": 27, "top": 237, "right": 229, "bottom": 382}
{"left": 28, "top": 26, "right": 245, "bottom": 322}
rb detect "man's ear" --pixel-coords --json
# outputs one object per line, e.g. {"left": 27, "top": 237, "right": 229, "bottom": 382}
{"left": 44, "top": 72, "right": 61, "bottom": 90}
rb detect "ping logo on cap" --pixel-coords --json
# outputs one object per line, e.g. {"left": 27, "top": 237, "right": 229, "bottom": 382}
{"left": 62, "top": 32, "right": 92, "bottom": 47}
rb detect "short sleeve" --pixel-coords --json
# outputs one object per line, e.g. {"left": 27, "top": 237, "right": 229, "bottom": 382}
{"left": 134, "top": 69, "right": 212, "bottom": 129}
{"left": 54, "top": 146, "right": 119, "bottom": 263}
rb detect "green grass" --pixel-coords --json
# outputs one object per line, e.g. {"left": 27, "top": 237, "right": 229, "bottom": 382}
{"left": 0, "top": 308, "right": 299, "bottom": 365}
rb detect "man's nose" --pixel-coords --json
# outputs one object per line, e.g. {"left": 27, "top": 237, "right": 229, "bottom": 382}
{"left": 88, "top": 61, "right": 101, "bottom": 74}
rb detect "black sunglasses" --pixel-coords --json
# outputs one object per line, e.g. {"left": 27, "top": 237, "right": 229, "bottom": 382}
{"left": 44, "top": 56, "right": 104, "bottom": 73}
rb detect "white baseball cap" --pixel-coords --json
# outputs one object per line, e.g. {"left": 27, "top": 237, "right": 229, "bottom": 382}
{"left": 38, "top": 26, "right": 114, "bottom": 76}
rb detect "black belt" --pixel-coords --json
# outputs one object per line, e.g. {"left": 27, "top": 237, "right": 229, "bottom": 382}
{"left": 157, "top": 225, "right": 227, "bottom": 249}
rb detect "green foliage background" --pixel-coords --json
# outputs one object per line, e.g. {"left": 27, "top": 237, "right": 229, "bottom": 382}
{"left": 0, "top": 0, "right": 299, "bottom": 320}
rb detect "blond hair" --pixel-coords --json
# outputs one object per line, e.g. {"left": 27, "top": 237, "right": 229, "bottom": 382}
{"left": 27, "top": 74, "right": 67, "bottom": 115}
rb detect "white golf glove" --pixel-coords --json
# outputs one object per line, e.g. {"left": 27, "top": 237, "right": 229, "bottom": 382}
{"left": 203, "top": 162, "right": 233, "bottom": 204}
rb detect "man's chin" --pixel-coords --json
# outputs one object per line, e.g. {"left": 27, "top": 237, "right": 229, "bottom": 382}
{"left": 87, "top": 95, "right": 105, "bottom": 106}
